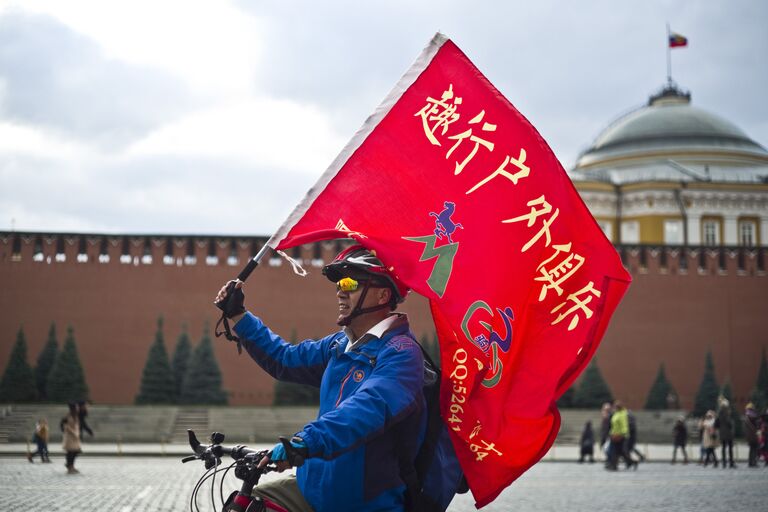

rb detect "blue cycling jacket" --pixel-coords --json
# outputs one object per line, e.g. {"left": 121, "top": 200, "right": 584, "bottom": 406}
{"left": 234, "top": 312, "right": 425, "bottom": 512}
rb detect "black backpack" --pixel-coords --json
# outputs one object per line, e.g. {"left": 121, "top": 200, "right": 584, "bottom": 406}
{"left": 398, "top": 340, "right": 468, "bottom": 512}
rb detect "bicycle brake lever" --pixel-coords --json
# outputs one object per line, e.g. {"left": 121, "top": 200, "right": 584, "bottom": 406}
{"left": 181, "top": 456, "right": 197, "bottom": 463}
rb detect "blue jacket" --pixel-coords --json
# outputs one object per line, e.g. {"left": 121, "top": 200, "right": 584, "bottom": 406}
{"left": 234, "top": 313, "right": 425, "bottom": 512}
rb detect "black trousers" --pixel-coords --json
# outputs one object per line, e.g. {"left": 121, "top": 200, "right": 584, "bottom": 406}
{"left": 720, "top": 439, "right": 734, "bottom": 466}
{"left": 65, "top": 451, "right": 79, "bottom": 468}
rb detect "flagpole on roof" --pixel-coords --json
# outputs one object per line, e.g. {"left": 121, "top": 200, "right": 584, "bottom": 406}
{"left": 666, "top": 23, "right": 672, "bottom": 85}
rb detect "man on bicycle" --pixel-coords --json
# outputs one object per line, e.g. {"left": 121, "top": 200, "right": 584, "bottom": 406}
{"left": 215, "top": 245, "right": 425, "bottom": 512}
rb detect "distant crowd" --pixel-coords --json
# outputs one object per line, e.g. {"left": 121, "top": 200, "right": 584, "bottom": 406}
{"left": 578, "top": 399, "right": 768, "bottom": 469}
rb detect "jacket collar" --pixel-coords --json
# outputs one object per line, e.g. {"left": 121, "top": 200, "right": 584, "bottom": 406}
{"left": 343, "top": 313, "right": 409, "bottom": 354}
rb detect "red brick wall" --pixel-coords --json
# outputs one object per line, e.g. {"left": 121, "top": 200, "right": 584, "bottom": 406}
{"left": 1, "top": 234, "right": 766, "bottom": 410}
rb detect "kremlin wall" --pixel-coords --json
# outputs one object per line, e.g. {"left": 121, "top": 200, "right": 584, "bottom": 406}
{"left": 0, "top": 233, "right": 766, "bottom": 410}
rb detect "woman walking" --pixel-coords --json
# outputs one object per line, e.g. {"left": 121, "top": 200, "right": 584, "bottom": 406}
{"left": 701, "top": 410, "right": 719, "bottom": 467}
{"left": 61, "top": 403, "right": 82, "bottom": 474}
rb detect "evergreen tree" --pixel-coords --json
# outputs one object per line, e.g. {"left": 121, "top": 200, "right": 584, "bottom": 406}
{"left": 0, "top": 328, "right": 38, "bottom": 402}
{"left": 644, "top": 363, "right": 675, "bottom": 410}
{"left": 135, "top": 317, "right": 176, "bottom": 404}
{"left": 180, "top": 326, "right": 227, "bottom": 405}
{"left": 273, "top": 329, "right": 319, "bottom": 406}
{"left": 46, "top": 326, "right": 89, "bottom": 402}
{"left": 750, "top": 348, "right": 768, "bottom": 411}
{"left": 557, "top": 385, "right": 576, "bottom": 408}
{"left": 35, "top": 323, "right": 59, "bottom": 401}
{"left": 692, "top": 351, "right": 719, "bottom": 417}
{"left": 171, "top": 325, "right": 192, "bottom": 401}
{"left": 573, "top": 359, "right": 613, "bottom": 408}
{"left": 720, "top": 381, "right": 743, "bottom": 438}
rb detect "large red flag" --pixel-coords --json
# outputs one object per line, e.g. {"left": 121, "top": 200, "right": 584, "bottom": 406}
{"left": 266, "top": 33, "right": 631, "bottom": 507}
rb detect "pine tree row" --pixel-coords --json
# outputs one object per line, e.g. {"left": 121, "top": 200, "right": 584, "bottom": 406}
{"left": 0, "top": 324, "right": 88, "bottom": 403}
{"left": 135, "top": 317, "right": 227, "bottom": 405}
{"left": 557, "top": 350, "right": 768, "bottom": 418}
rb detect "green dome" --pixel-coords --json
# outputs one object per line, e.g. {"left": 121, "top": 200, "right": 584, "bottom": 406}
{"left": 575, "top": 86, "right": 768, "bottom": 170}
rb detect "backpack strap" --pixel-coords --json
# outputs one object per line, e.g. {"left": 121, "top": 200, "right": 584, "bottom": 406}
{"left": 393, "top": 336, "right": 445, "bottom": 512}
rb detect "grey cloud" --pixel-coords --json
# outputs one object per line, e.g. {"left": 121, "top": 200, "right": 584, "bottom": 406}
{"left": 0, "top": 153, "right": 315, "bottom": 236}
{"left": 0, "top": 11, "right": 193, "bottom": 149}
{"left": 239, "top": 1, "right": 768, "bottom": 165}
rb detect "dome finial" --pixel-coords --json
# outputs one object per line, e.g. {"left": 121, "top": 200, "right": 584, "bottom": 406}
{"left": 649, "top": 82, "right": 691, "bottom": 106}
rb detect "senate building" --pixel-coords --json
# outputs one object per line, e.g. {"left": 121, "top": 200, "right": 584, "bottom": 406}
{"left": 1, "top": 82, "right": 767, "bottom": 411}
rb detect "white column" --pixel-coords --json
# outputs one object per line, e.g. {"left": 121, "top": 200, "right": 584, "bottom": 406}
{"left": 723, "top": 214, "right": 738, "bottom": 246}
{"left": 761, "top": 216, "right": 768, "bottom": 247}
{"left": 686, "top": 214, "right": 700, "bottom": 245}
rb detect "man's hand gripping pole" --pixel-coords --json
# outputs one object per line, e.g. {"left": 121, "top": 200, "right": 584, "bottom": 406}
{"left": 214, "top": 245, "right": 270, "bottom": 354}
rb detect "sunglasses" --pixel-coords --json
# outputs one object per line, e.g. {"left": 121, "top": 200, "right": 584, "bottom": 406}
{"left": 336, "top": 277, "right": 364, "bottom": 292}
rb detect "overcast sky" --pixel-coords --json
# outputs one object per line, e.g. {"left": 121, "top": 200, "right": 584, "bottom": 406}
{"left": 1, "top": 0, "right": 766, "bottom": 236}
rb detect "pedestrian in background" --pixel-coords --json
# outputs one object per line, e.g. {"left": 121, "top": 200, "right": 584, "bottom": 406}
{"left": 701, "top": 410, "right": 719, "bottom": 467}
{"left": 599, "top": 402, "right": 613, "bottom": 466}
{"left": 77, "top": 400, "right": 94, "bottom": 439}
{"left": 671, "top": 416, "right": 689, "bottom": 464}
{"left": 717, "top": 398, "right": 736, "bottom": 468}
{"left": 61, "top": 403, "right": 81, "bottom": 474}
{"left": 627, "top": 410, "right": 645, "bottom": 462}
{"left": 607, "top": 400, "right": 636, "bottom": 470}
{"left": 578, "top": 421, "right": 595, "bottom": 463}
{"left": 743, "top": 403, "right": 759, "bottom": 467}
{"left": 27, "top": 418, "right": 50, "bottom": 463}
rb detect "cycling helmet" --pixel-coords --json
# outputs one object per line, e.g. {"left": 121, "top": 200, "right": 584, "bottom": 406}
{"left": 322, "top": 245, "right": 408, "bottom": 304}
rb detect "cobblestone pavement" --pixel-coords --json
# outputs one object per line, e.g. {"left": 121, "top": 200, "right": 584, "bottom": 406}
{"left": 1, "top": 456, "right": 766, "bottom": 511}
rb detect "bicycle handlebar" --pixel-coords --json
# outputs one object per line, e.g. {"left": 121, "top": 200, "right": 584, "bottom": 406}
{"left": 184, "top": 430, "right": 269, "bottom": 469}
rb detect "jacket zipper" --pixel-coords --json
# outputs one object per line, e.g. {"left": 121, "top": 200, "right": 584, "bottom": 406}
{"left": 335, "top": 366, "right": 357, "bottom": 408}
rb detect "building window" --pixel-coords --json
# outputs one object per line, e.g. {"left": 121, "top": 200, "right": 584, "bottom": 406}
{"left": 738, "top": 220, "right": 756, "bottom": 247}
{"left": 663, "top": 220, "right": 683, "bottom": 245}
{"left": 620, "top": 221, "right": 639, "bottom": 244}
{"left": 702, "top": 219, "right": 720, "bottom": 246}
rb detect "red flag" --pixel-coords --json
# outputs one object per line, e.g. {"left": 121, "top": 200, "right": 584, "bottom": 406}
{"left": 267, "top": 34, "right": 631, "bottom": 507}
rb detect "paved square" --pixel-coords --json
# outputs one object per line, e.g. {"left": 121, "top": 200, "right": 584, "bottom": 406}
{"left": 1, "top": 456, "right": 765, "bottom": 511}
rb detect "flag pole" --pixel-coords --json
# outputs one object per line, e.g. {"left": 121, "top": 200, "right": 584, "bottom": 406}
{"left": 235, "top": 243, "right": 270, "bottom": 283}
{"left": 666, "top": 23, "right": 672, "bottom": 85}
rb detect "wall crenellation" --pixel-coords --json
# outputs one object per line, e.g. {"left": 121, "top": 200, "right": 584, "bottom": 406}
{"left": 1, "top": 231, "right": 765, "bottom": 277}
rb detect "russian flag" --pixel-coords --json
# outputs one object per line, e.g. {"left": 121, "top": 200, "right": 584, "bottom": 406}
{"left": 669, "top": 32, "right": 688, "bottom": 48}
